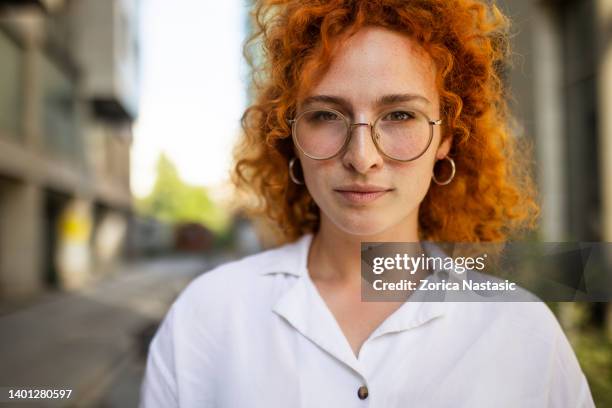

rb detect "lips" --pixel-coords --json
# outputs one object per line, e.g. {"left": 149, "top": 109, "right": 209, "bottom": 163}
{"left": 334, "top": 184, "right": 394, "bottom": 204}
{"left": 334, "top": 184, "right": 392, "bottom": 193}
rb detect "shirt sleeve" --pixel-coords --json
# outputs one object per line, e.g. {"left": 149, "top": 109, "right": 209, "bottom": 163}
{"left": 139, "top": 302, "right": 179, "bottom": 408}
{"left": 545, "top": 325, "right": 595, "bottom": 408}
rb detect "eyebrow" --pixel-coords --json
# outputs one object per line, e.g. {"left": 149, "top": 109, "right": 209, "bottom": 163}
{"left": 300, "top": 93, "right": 431, "bottom": 110}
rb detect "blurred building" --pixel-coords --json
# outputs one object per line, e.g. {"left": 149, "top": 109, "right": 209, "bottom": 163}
{"left": 0, "top": 0, "right": 140, "bottom": 300}
{"left": 499, "top": 0, "right": 610, "bottom": 242}
{"left": 499, "top": 0, "right": 611, "bottom": 334}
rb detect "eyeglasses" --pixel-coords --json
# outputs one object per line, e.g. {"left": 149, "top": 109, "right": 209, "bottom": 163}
{"left": 289, "top": 108, "right": 442, "bottom": 162}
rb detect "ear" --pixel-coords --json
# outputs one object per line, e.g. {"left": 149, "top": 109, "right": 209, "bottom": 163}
{"left": 435, "top": 135, "right": 453, "bottom": 160}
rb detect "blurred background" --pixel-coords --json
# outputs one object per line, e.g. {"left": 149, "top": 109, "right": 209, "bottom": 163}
{"left": 0, "top": 0, "right": 610, "bottom": 406}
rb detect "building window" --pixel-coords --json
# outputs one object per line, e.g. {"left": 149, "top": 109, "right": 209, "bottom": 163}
{"left": 40, "top": 53, "right": 78, "bottom": 160}
{"left": 0, "top": 29, "right": 22, "bottom": 139}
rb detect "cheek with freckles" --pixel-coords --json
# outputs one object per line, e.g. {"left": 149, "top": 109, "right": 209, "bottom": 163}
{"left": 389, "top": 162, "right": 434, "bottom": 211}
{"left": 300, "top": 158, "right": 333, "bottom": 205}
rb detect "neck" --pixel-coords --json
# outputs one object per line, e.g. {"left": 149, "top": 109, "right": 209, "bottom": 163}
{"left": 307, "top": 212, "right": 420, "bottom": 286}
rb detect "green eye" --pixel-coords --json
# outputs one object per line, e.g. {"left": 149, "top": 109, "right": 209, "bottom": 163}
{"left": 313, "top": 111, "right": 340, "bottom": 121}
{"left": 383, "top": 111, "right": 416, "bottom": 121}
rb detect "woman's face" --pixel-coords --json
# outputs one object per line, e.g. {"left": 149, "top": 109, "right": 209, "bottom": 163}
{"left": 295, "top": 26, "right": 451, "bottom": 238}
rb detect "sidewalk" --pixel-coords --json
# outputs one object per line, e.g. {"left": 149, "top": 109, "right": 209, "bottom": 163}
{"left": 0, "top": 255, "right": 231, "bottom": 407}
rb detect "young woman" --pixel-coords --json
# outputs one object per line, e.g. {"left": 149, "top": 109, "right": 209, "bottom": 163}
{"left": 140, "top": 0, "right": 595, "bottom": 406}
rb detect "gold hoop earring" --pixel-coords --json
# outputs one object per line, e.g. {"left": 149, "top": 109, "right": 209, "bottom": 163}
{"left": 432, "top": 156, "right": 456, "bottom": 186}
{"left": 289, "top": 157, "right": 304, "bottom": 185}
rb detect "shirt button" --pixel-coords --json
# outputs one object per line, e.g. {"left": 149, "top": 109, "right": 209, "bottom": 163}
{"left": 357, "top": 385, "right": 369, "bottom": 400}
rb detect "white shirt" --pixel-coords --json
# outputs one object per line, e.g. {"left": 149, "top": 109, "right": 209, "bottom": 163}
{"left": 139, "top": 233, "right": 595, "bottom": 407}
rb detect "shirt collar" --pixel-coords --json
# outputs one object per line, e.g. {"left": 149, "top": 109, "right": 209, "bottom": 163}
{"left": 257, "top": 233, "right": 313, "bottom": 277}
{"left": 257, "top": 233, "right": 458, "bottom": 280}
{"left": 263, "top": 233, "right": 448, "bottom": 374}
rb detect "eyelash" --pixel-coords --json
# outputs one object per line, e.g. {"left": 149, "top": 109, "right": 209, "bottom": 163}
{"left": 305, "top": 109, "right": 419, "bottom": 123}
{"left": 382, "top": 111, "right": 416, "bottom": 121}
{"left": 312, "top": 111, "right": 341, "bottom": 121}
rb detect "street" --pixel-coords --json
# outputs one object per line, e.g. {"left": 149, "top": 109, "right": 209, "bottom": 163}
{"left": 0, "top": 255, "right": 231, "bottom": 407}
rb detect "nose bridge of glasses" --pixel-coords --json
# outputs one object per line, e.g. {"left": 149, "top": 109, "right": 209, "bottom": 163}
{"left": 348, "top": 122, "right": 378, "bottom": 142}
{"left": 348, "top": 122, "right": 374, "bottom": 137}
{"left": 350, "top": 122, "right": 372, "bottom": 128}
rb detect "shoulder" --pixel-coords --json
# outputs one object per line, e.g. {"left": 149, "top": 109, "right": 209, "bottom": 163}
{"left": 171, "top": 235, "right": 309, "bottom": 317}
{"left": 493, "top": 301, "right": 564, "bottom": 342}
{"left": 140, "top": 242, "right": 305, "bottom": 407}
{"left": 149, "top": 236, "right": 310, "bottom": 371}
{"left": 491, "top": 302, "right": 594, "bottom": 406}
{"left": 453, "top": 301, "right": 588, "bottom": 381}
{"left": 149, "top": 239, "right": 303, "bottom": 355}
{"left": 449, "top": 300, "right": 564, "bottom": 344}
{"left": 440, "top": 297, "right": 573, "bottom": 363}
{"left": 443, "top": 301, "right": 593, "bottom": 406}
{"left": 174, "top": 253, "right": 273, "bottom": 312}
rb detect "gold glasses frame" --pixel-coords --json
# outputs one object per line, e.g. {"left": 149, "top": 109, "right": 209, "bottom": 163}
{"left": 288, "top": 107, "right": 443, "bottom": 162}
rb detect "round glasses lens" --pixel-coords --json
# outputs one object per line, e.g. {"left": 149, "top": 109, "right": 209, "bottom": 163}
{"left": 375, "top": 110, "right": 432, "bottom": 160}
{"left": 295, "top": 110, "right": 347, "bottom": 159}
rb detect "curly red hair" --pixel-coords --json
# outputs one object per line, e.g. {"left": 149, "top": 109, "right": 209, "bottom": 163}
{"left": 232, "top": 0, "right": 540, "bottom": 244}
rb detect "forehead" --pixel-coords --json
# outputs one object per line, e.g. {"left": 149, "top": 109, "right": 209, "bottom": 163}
{"left": 303, "top": 26, "right": 438, "bottom": 107}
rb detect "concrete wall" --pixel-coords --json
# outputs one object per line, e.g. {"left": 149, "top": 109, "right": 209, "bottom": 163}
{"left": 0, "top": 1, "right": 138, "bottom": 300}
{"left": 0, "top": 180, "right": 43, "bottom": 299}
{"left": 500, "top": 0, "right": 611, "bottom": 336}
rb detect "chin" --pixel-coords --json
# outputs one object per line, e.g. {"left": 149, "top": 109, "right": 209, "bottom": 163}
{"left": 332, "top": 213, "right": 394, "bottom": 238}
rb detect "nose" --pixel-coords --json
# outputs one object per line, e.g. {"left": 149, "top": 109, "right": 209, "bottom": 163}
{"left": 341, "top": 123, "right": 384, "bottom": 174}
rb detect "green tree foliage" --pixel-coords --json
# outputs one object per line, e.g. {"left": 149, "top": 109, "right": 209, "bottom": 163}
{"left": 136, "top": 153, "right": 229, "bottom": 233}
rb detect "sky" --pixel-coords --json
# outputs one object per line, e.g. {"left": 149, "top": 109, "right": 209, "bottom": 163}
{"left": 131, "top": 0, "right": 248, "bottom": 198}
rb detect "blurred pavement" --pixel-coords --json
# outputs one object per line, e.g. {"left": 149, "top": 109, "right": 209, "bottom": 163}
{"left": 0, "top": 255, "right": 233, "bottom": 407}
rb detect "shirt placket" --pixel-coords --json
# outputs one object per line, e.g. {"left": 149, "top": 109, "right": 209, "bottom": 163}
{"left": 272, "top": 274, "right": 373, "bottom": 406}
